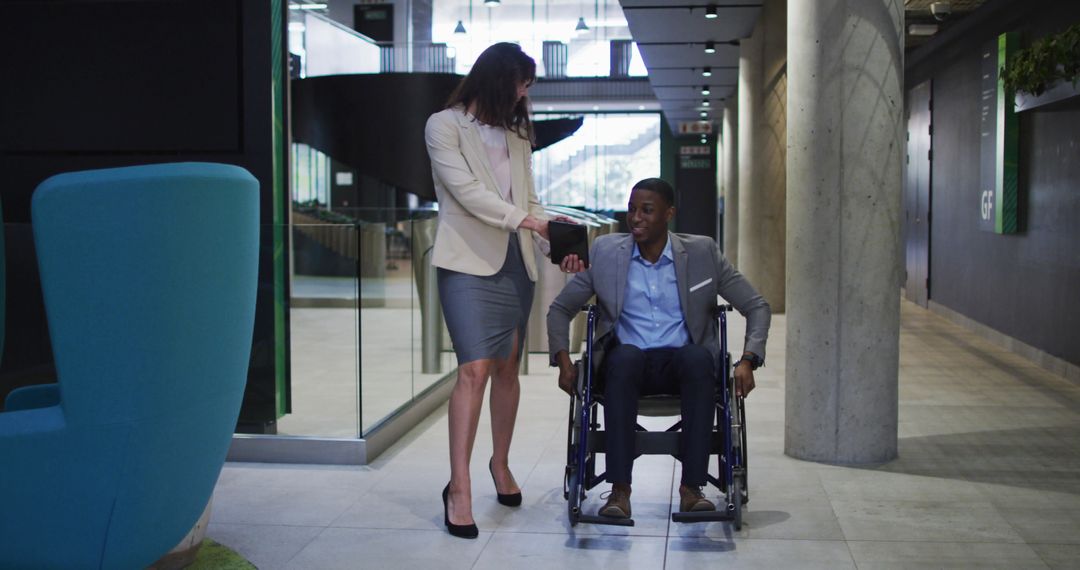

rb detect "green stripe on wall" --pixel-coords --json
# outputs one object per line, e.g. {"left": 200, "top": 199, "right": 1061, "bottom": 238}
{"left": 995, "top": 32, "right": 1019, "bottom": 234}
{"left": 271, "top": 0, "right": 288, "bottom": 417}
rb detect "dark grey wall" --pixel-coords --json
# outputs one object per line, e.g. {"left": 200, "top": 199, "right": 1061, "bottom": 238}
{"left": 0, "top": 0, "right": 291, "bottom": 427}
{"left": 906, "top": 0, "right": 1080, "bottom": 366}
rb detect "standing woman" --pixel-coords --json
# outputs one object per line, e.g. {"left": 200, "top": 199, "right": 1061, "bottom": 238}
{"left": 425, "top": 42, "right": 580, "bottom": 539}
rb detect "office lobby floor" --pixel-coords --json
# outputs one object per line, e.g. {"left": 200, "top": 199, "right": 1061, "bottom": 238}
{"left": 208, "top": 301, "right": 1080, "bottom": 569}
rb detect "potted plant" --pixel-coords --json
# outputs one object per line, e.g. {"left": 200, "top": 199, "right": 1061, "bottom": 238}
{"left": 1002, "top": 23, "right": 1080, "bottom": 111}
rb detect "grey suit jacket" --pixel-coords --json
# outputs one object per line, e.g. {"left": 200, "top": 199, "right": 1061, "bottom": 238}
{"left": 547, "top": 232, "right": 771, "bottom": 369}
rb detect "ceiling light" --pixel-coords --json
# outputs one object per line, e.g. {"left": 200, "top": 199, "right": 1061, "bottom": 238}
{"left": 704, "top": 41, "right": 716, "bottom": 54}
{"left": 592, "top": 105, "right": 600, "bottom": 111}
{"left": 289, "top": 3, "right": 327, "bottom": 9}
{"left": 638, "top": 105, "right": 645, "bottom": 110}
{"left": 702, "top": 86, "right": 711, "bottom": 96}
{"left": 703, "top": 100, "right": 710, "bottom": 107}
{"left": 702, "top": 67, "right": 712, "bottom": 77}
{"left": 705, "top": 5, "right": 718, "bottom": 19}
{"left": 453, "top": 20, "right": 467, "bottom": 34}
{"left": 575, "top": 17, "right": 589, "bottom": 33}
{"left": 908, "top": 23, "right": 939, "bottom": 36}
{"left": 700, "top": 111, "right": 708, "bottom": 118}
{"left": 484, "top": 0, "right": 501, "bottom": 6}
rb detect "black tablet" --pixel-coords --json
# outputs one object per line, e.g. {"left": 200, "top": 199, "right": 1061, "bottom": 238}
{"left": 548, "top": 220, "right": 589, "bottom": 267}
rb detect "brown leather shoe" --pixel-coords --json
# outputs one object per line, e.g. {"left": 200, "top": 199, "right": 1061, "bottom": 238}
{"left": 679, "top": 485, "right": 716, "bottom": 512}
{"left": 598, "top": 483, "right": 632, "bottom": 518}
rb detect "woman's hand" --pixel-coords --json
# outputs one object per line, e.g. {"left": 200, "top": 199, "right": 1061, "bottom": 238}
{"left": 520, "top": 215, "right": 549, "bottom": 240}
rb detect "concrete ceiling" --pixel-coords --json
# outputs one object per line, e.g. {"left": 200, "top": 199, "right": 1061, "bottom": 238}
{"left": 620, "top": 0, "right": 989, "bottom": 136}
{"left": 620, "top": 0, "right": 762, "bottom": 136}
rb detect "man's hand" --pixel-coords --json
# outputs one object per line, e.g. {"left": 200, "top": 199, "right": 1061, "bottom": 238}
{"left": 555, "top": 350, "right": 578, "bottom": 396}
{"left": 559, "top": 253, "right": 587, "bottom": 274}
{"left": 733, "top": 361, "right": 756, "bottom": 398}
{"left": 558, "top": 363, "right": 578, "bottom": 396}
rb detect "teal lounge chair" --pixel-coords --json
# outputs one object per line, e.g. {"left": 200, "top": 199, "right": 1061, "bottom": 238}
{"left": 0, "top": 162, "right": 259, "bottom": 569}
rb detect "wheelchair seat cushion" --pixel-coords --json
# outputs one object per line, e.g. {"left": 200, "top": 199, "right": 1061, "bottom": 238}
{"left": 595, "top": 393, "right": 683, "bottom": 417}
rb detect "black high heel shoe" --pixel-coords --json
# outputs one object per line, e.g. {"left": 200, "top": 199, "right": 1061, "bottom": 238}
{"left": 442, "top": 484, "right": 478, "bottom": 539}
{"left": 489, "top": 458, "right": 523, "bottom": 507}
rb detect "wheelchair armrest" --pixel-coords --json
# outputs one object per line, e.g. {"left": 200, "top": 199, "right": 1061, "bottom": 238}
{"left": 4, "top": 384, "right": 61, "bottom": 412}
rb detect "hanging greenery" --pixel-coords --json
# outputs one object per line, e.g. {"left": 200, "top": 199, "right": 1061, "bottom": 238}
{"left": 1001, "top": 23, "right": 1080, "bottom": 96}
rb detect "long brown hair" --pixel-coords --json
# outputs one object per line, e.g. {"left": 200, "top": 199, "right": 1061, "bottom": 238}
{"left": 446, "top": 42, "right": 536, "bottom": 141}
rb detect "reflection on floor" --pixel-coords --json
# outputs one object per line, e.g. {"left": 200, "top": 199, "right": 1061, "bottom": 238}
{"left": 211, "top": 301, "right": 1080, "bottom": 569}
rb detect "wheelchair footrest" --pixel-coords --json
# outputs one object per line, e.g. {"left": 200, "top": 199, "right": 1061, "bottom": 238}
{"left": 671, "top": 510, "right": 734, "bottom": 524}
{"left": 572, "top": 513, "right": 636, "bottom": 527}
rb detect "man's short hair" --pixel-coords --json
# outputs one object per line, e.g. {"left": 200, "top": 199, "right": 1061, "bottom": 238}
{"left": 631, "top": 178, "right": 675, "bottom": 207}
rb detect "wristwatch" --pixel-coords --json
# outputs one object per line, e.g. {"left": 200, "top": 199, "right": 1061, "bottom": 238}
{"left": 735, "top": 353, "right": 763, "bottom": 371}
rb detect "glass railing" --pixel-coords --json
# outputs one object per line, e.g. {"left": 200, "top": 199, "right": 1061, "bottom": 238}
{"left": 284, "top": 206, "right": 452, "bottom": 437}
{"left": 289, "top": 11, "right": 380, "bottom": 78}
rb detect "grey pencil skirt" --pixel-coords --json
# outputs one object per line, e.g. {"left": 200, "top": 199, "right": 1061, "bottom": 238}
{"left": 437, "top": 233, "right": 535, "bottom": 364}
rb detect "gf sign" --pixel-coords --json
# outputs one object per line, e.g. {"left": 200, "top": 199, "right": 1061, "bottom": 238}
{"left": 980, "top": 189, "right": 994, "bottom": 221}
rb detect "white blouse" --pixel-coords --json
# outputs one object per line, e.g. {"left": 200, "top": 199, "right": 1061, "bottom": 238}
{"left": 474, "top": 121, "right": 513, "bottom": 204}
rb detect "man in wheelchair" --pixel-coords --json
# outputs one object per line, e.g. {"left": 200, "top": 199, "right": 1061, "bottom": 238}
{"left": 547, "top": 178, "right": 770, "bottom": 520}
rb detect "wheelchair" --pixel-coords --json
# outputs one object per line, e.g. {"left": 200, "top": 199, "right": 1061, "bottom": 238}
{"left": 563, "top": 304, "right": 748, "bottom": 528}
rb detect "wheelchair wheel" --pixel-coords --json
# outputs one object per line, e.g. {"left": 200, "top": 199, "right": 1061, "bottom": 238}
{"left": 565, "top": 361, "right": 589, "bottom": 526}
{"left": 736, "top": 394, "right": 749, "bottom": 505}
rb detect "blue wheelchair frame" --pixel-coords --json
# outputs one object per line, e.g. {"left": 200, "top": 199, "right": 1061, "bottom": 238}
{"left": 564, "top": 304, "right": 748, "bottom": 528}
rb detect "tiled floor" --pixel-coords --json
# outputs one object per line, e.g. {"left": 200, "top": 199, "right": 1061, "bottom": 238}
{"left": 209, "top": 301, "right": 1080, "bottom": 569}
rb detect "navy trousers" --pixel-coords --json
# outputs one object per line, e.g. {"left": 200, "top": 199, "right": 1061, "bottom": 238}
{"left": 602, "top": 343, "right": 715, "bottom": 486}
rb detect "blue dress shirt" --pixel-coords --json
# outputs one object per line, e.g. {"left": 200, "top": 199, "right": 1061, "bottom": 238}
{"left": 615, "top": 238, "right": 691, "bottom": 350}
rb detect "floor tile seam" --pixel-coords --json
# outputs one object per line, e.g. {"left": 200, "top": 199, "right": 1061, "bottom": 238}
{"left": 818, "top": 472, "right": 851, "bottom": 546}
{"left": 840, "top": 537, "right": 1038, "bottom": 544}
{"left": 208, "top": 521, "right": 329, "bottom": 530}
{"left": 661, "top": 458, "right": 675, "bottom": 569}
{"left": 217, "top": 482, "right": 382, "bottom": 493}
{"left": 492, "top": 529, "right": 671, "bottom": 538}
{"left": 278, "top": 521, "right": 334, "bottom": 568}
{"left": 322, "top": 488, "right": 376, "bottom": 528}
{"left": 469, "top": 531, "right": 499, "bottom": 570}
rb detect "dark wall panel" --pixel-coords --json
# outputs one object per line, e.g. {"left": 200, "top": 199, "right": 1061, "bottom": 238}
{"left": 0, "top": 0, "right": 290, "bottom": 428}
{"left": 1, "top": 1, "right": 240, "bottom": 154}
{"left": 908, "top": 0, "right": 1080, "bottom": 366}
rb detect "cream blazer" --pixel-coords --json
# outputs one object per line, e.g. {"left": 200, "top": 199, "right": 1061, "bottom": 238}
{"left": 425, "top": 106, "right": 547, "bottom": 281}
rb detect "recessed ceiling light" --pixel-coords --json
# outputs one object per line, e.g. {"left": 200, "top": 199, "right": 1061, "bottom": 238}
{"left": 908, "top": 23, "right": 939, "bottom": 36}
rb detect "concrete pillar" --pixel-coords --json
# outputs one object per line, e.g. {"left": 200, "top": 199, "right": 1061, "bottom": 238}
{"left": 737, "top": 26, "right": 759, "bottom": 273}
{"left": 722, "top": 99, "right": 739, "bottom": 266}
{"left": 784, "top": 0, "right": 904, "bottom": 464}
{"left": 737, "top": 0, "right": 786, "bottom": 311}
